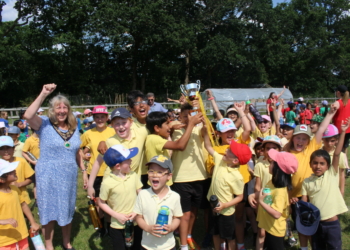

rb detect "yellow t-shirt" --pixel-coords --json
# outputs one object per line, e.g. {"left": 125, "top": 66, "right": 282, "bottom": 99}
{"left": 131, "top": 118, "right": 150, "bottom": 175}
{"left": 302, "top": 165, "right": 348, "bottom": 220}
{"left": 235, "top": 126, "right": 244, "bottom": 139}
{"left": 14, "top": 141, "right": 24, "bottom": 158}
{"left": 13, "top": 157, "right": 34, "bottom": 204}
{"left": 0, "top": 185, "right": 28, "bottom": 247}
{"left": 134, "top": 187, "right": 183, "bottom": 250}
{"left": 145, "top": 134, "right": 170, "bottom": 162}
{"left": 171, "top": 126, "right": 207, "bottom": 182}
{"left": 80, "top": 127, "right": 115, "bottom": 176}
{"left": 22, "top": 135, "right": 40, "bottom": 159}
{"left": 251, "top": 126, "right": 276, "bottom": 140}
{"left": 326, "top": 149, "right": 346, "bottom": 186}
{"left": 205, "top": 135, "right": 251, "bottom": 183}
{"left": 290, "top": 137, "right": 322, "bottom": 197}
{"left": 207, "top": 152, "right": 244, "bottom": 216}
{"left": 100, "top": 171, "right": 143, "bottom": 229}
{"left": 253, "top": 159, "right": 272, "bottom": 189}
{"left": 106, "top": 126, "right": 148, "bottom": 175}
{"left": 257, "top": 181, "right": 289, "bottom": 237}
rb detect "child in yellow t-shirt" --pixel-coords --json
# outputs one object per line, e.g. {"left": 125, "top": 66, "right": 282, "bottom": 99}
{"left": 249, "top": 150, "right": 298, "bottom": 249}
{"left": 7, "top": 126, "right": 24, "bottom": 158}
{"left": 0, "top": 136, "right": 34, "bottom": 204}
{"left": 99, "top": 145, "right": 143, "bottom": 250}
{"left": 0, "top": 159, "right": 40, "bottom": 249}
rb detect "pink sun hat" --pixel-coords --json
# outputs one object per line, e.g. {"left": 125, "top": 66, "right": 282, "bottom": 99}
{"left": 268, "top": 149, "right": 298, "bottom": 174}
{"left": 322, "top": 124, "right": 339, "bottom": 138}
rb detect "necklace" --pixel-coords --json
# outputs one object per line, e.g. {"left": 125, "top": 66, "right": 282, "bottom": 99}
{"left": 50, "top": 121, "right": 75, "bottom": 148}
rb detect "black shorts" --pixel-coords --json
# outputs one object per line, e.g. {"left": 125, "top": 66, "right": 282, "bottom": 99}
{"left": 312, "top": 220, "right": 342, "bottom": 250}
{"left": 199, "top": 178, "right": 211, "bottom": 209}
{"left": 88, "top": 175, "right": 103, "bottom": 198}
{"left": 172, "top": 180, "right": 207, "bottom": 213}
{"left": 109, "top": 225, "right": 142, "bottom": 250}
{"left": 264, "top": 231, "right": 285, "bottom": 250}
{"left": 30, "top": 164, "right": 36, "bottom": 184}
{"left": 208, "top": 212, "right": 236, "bottom": 240}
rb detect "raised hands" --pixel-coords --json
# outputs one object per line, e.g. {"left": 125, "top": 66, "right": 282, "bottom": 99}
{"left": 41, "top": 83, "right": 57, "bottom": 97}
{"left": 341, "top": 117, "right": 350, "bottom": 132}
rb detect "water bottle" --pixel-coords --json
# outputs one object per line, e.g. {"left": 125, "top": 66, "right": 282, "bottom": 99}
{"left": 263, "top": 188, "right": 273, "bottom": 205}
{"left": 88, "top": 200, "right": 102, "bottom": 230}
{"left": 210, "top": 195, "right": 220, "bottom": 216}
{"left": 246, "top": 100, "right": 264, "bottom": 123}
{"left": 124, "top": 220, "right": 134, "bottom": 248}
{"left": 29, "top": 228, "right": 45, "bottom": 250}
{"left": 156, "top": 206, "right": 170, "bottom": 231}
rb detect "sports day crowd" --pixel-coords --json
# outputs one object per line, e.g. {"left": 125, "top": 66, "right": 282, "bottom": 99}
{"left": 0, "top": 83, "right": 349, "bottom": 250}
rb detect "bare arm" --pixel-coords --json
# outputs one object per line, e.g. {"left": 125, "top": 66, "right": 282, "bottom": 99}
{"left": 206, "top": 90, "right": 223, "bottom": 120}
{"left": 201, "top": 125, "right": 215, "bottom": 156}
{"left": 315, "top": 104, "right": 338, "bottom": 144}
{"left": 99, "top": 199, "right": 130, "bottom": 225}
{"left": 87, "top": 154, "right": 104, "bottom": 198}
{"left": 276, "top": 86, "right": 286, "bottom": 99}
{"left": 76, "top": 150, "right": 88, "bottom": 189}
{"left": 235, "top": 102, "right": 251, "bottom": 142}
{"left": 13, "top": 178, "right": 32, "bottom": 188}
{"left": 24, "top": 84, "right": 57, "bottom": 131}
{"left": 301, "top": 195, "right": 308, "bottom": 202}
{"left": 135, "top": 214, "right": 163, "bottom": 238}
{"left": 22, "top": 152, "right": 37, "bottom": 165}
{"left": 214, "top": 194, "right": 243, "bottom": 214}
{"left": 258, "top": 191, "right": 282, "bottom": 219}
{"left": 21, "top": 202, "right": 40, "bottom": 232}
{"left": 254, "top": 177, "right": 262, "bottom": 193}
{"left": 339, "top": 168, "right": 345, "bottom": 196}
{"left": 333, "top": 118, "right": 350, "bottom": 173}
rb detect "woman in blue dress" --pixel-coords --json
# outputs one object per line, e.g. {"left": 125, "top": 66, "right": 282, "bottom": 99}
{"left": 24, "top": 83, "right": 88, "bottom": 250}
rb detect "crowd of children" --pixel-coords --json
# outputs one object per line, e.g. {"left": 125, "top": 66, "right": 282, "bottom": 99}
{"left": 0, "top": 85, "right": 349, "bottom": 250}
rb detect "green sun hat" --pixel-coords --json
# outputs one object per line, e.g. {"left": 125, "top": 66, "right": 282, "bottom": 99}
{"left": 309, "top": 114, "right": 324, "bottom": 123}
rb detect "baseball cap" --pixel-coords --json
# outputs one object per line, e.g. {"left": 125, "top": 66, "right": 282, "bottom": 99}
{"left": 92, "top": 105, "right": 108, "bottom": 115}
{"left": 321, "top": 100, "right": 328, "bottom": 105}
{"left": 280, "top": 123, "right": 296, "bottom": 129}
{"left": 83, "top": 109, "right": 92, "bottom": 115}
{"left": 262, "top": 135, "right": 282, "bottom": 148}
{"left": 103, "top": 144, "right": 138, "bottom": 167}
{"left": 74, "top": 111, "right": 82, "bottom": 117}
{"left": 7, "top": 126, "right": 20, "bottom": 134}
{"left": 230, "top": 140, "right": 252, "bottom": 165}
{"left": 334, "top": 85, "right": 348, "bottom": 93}
{"left": 37, "top": 108, "right": 44, "bottom": 112}
{"left": 322, "top": 124, "right": 339, "bottom": 138}
{"left": 298, "top": 97, "right": 304, "bottom": 102}
{"left": 0, "top": 136, "right": 14, "bottom": 148}
{"left": 0, "top": 159, "right": 19, "bottom": 177}
{"left": 309, "top": 114, "right": 324, "bottom": 123}
{"left": 83, "top": 117, "right": 94, "bottom": 125}
{"left": 261, "top": 115, "right": 271, "bottom": 122}
{"left": 216, "top": 118, "right": 237, "bottom": 132}
{"left": 226, "top": 108, "right": 238, "bottom": 114}
{"left": 295, "top": 200, "right": 320, "bottom": 236}
{"left": 293, "top": 124, "right": 312, "bottom": 137}
{"left": 268, "top": 149, "right": 298, "bottom": 174}
{"left": 110, "top": 108, "right": 131, "bottom": 120}
{"left": 146, "top": 155, "right": 173, "bottom": 173}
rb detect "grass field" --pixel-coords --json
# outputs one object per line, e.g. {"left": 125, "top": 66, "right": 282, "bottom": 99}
{"left": 27, "top": 152, "right": 350, "bottom": 250}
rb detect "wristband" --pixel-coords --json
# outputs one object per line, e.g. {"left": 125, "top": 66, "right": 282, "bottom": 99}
{"left": 208, "top": 97, "right": 214, "bottom": 101}
{"left": 81, "top": 169, "right": 87, "bottom": 173}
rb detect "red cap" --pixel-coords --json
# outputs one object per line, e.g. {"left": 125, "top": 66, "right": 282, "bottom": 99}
{"left": 230, "top": 140, "right": 252, "bottom": 165}
{"left": 92, "top": 105, "right": 108, "bottom": 114}
{"left": 268, "top": 149, "right": 298, "bottom": 174}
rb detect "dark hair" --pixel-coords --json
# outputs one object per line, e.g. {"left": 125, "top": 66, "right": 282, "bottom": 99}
{"left": 180, "top": 103, "right": 193, "bottom": 112}
{"left": 306, "top": 102, "right": 312, "bottom": 109}
{"left": 310, "top": 149, "right": 331, "bottom": 167}
{"left": 288, "top": 103, "right": 295, "bottom": 109}
{"left": 127, "top": 90, "right": 146, "bottom": 109}
{"left": 19, "top": 110, "right": 25, "bottom": 119}
{"left": 268, "top": 92, "right": 275, "bottom": 99}
{"left": 213, "top": 109, "right": 225, "bottom": 119}
{"left": 322, "top": 106, "right": 329, "bottom": 117}
{"left": 272, "top": 162, "right": 292, "bottom": 191}
{"left": 146, "top": 111, "right": 168, "bottom": 134}
{"left": 0, "top": 128, "right": 5, "bottom": 136}
{"left": 13, "top": 119, "right": 22, "bottom": 126}
{"left": 167, "top": 108, "right": 174, "bottom": 112}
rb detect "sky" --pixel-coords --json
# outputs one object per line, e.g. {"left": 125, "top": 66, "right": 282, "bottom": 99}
{"left": 2, "top": 0, "right": 290, "bottom": 22}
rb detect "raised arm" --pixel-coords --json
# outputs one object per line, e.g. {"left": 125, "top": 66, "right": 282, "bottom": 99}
{"left": 24, "top": 84, "right": 57, "bottom": 131}
{"left": 206, "top": 90, "right": 223, "bottom": 120}
{"left": 276, "top": 86, "right": 286, "bottom": 99}
{"left": 315, "top": 104, "right": 338, "bottom": 144}
{"left": 332, "top": 118, "right": 350, "bottom": 172}
{"left": 201, "top": 124, "right": 215, "bottom": 156}
{"left": 234, "top": 102, "right": 251, "bottom": 142}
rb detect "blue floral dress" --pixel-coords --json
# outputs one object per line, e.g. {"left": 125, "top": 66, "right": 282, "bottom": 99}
{"left": 36, "top": 116, "right": 81, "bottom": 226}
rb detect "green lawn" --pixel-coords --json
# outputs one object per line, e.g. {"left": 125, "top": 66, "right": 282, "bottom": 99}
{"left": 27, "top": 152, "right": 350, "bottom": 250}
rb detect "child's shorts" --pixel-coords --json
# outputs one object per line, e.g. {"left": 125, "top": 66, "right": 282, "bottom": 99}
{"left": 208, "top": 212, "right": 236, "bottom": 240}
{"left": 88, "top": 175, "right": 103, "bottom": 197}
{"left": 0, "top": 238, "right": 29, "bottom": 250}
{"left": 312, "top": 219, "right": 342, "bottom": 250}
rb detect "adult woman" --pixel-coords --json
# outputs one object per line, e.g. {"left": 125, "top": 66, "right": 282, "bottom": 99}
{"left": 24, "top": 84, "right": 87, "bottom": 250}
{"left": 266, "top": 86, "right": 286, "bottom": 123}
{"left": 332, "top": 85, "right": 350, "bottom": 152}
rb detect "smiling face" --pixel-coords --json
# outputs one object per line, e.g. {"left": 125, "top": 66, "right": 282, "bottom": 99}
{"left": 292, "top": 134, "right": 310, "bottom": 152}
{"left": 310, "top": 156, "right": 328, "bottom": 176}
{"left": 16, "top": 121, "right": 24, "bottom": 130}
{"left": 180, "top": 109, "right": 190, "bottom": 126}
{"left": 156, "top": 120, "right": 171, "bottom": 139}
{"left": 130, "top": 97, "right": 149, "bottom": 122}
{"left": 258, "top": 120, "right": 271, "bottom": 133}
{"left": 322, "top": 136, "right": 338, "bottom": 151}
{"left": 111, "top": 117, "right": 132, "bottom": 139}
{"left": 222, "top": 148, "right": 239, "bottom": 165}
{"left": 0, "top": 146, "right": 15, "bottom": 161}
{"left": 310, "top": 121, "right": 320, "bottom": 133}
{"left": 227, "top": 111, "right": 238, "bottom": 122}
{"left": 263, "top": 142, "right": 281, "bottom": 162}
{"left": 148, "top": 163, "right": 171, "bottom": 192}
{"left": 282, "top": 126, "right": 294, "bottom": 140}
{"left": 0, "top": 170, "right": 17, "bottom": 184}
{"left": 93, "top": 114, "right": 108, "bottom": 129}
{"left": 218, "top": 129, "right": 236, "bottom": 145}
{"left": 54, "top": 102, "right": 68, "bottom": 123}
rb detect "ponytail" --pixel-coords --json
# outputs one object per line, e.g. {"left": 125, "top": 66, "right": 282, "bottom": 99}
{"left": 342, "top": 91, "right": 349, "bottom": 106}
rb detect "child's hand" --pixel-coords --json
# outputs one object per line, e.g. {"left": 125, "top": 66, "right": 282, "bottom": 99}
{"left": 170, "top": 123, "right": 186, "bottom": 130}
{"left": 258, "top": 189, "right": 267, "bottom": 204}
{"left": 11, "top": 182, "right": 21, "bottom": 188}
{"left": 41, "top": 83, "right": 56, "bottom": 96}
{"left": 30, "top": 222, "right": 41, "bottom": 232}
{"left": 179, "top": 94, "right": 186, "bottom": 105}
{"left": 248, "top": 194, "right": 257, "bottom": 209}
{"left": 234, "top": 101, "right": 245, "bottom": 112}
{"left": 161, "top": 224, "right": 173, "bottom": 235}
{"left": 97, "top": 141, "right": 108, "bottom": 155}
{"left": 213, "top": 201, "right": 226, "bottom": 213}
{"left": 191, "top": 99, "right": 200, "bottom": 108}
{"left": 114, "top": 213, "right": 130, "bottom": 225}
{"left": 87, "top": 187, "right": 95, "bottom": 200}
{"left": 0, "top": 218, "right": 18, "bottom": 227}
{"left": 206, "top": 89, "right": 213, "bottom": 99}
{"left": 328, "top": 104, "right": 338, "bottom": 114}
{"left": 146, "top": 224, "right": 163, "bottom": 238}
{"left": 341, "top": 118, "right": 350, "bottom": 132}
{"left": 128, "top": 212, "right": 137, "bottom": 221}
{"left": 83, "top": 153, "right": 91, "bottom": 162}
{"left": 188, "top": 113, "right": 203, "bottom": 126}
{"left": 289, "top": 197, "right": 299, "bottom": 205}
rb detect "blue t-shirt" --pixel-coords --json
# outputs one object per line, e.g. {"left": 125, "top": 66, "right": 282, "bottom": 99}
{"left": 0, "top": 118, "right": 9, "bottom": 128}
{"left": 148, "top": 102, "right": 168, "bottom": 114}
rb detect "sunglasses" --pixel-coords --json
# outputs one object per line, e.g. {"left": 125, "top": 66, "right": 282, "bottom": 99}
{"left": 258, "top": 120, "right": 269, "bottom": 124}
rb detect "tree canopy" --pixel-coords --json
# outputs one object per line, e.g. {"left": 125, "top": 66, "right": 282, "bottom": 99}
{"left": 0, "top": 0, "right": 349, "bottom": 106}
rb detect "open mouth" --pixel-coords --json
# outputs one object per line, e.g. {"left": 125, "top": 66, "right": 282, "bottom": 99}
{"left": 152, "top": 180, "right": 160, "bottom": 187}
{"left": 139, "top": 108, "right": 146, "bottom": 116}
{"left": 295, "top": 144, "right": 304, "bottom": 151}
{"left": 118, "top": 128, "right": 127, "bottom": 136}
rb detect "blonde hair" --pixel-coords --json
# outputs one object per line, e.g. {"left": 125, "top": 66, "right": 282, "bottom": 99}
{"left": 341, "top": 91, "right": 349, "bottom": 106}
{"left": 48, "top": 95, "right": 77, "bottom": 130}
{"left": 0, "top": 111, "right": 8, "bottom": 119}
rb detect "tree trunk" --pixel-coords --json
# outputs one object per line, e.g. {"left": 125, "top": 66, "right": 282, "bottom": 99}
{"left": 184, "top": 49, "right": 190, "bottom": 84}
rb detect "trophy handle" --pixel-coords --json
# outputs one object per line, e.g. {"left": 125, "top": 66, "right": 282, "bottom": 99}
{"left": 180, "top": 84, "right": 188, "bottom": 96}
{"left": 196, "top": 80, "right": 201, "bottom": 91}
